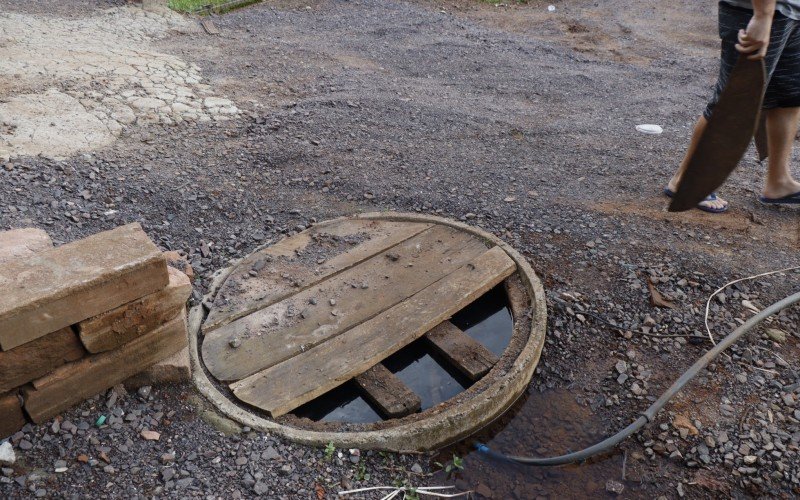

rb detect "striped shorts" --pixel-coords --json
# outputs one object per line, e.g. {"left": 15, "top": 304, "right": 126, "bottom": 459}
{"left": 704, "top": 2, "right": 800, "bottom": 119}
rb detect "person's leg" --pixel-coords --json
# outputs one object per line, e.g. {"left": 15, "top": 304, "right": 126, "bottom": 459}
{"left": 763, "top": 106, "right": 800, "bottom": 198}
{"left": 666, "top": 116, "right": 729, "bottom": 211}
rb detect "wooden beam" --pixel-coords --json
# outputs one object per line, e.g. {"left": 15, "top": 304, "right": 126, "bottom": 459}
{"left": 24, "top": 313, "right": 187, "bottom": 423}
{"left": 0, "top": 327, "right": 85, "bottom": 393}
{"left": 203, "top": 220, "right": 431, "bottom": 333}
{"left": 203, "top": 224, "right": 489, "bottom": 382}
{"left": 0, "top": 223, "right": 168, "bottom": 350}
{"left": 231, "top": 246, "right": 516, "bottom": 418}
{"left": 0, "top": 391, "right": 26, "bottom": 439}
{"left": 425, "top": 321, "right": 498, "bottom": 381}
{"left": 78, "top": 267, "right": 191, "bottom": 353}
{"left": 354, "top": 364, "right": 420, "bottom": 419}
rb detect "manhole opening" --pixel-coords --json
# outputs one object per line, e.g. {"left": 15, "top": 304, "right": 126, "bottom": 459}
{"left": 191, "top": 213, "right": 546, "bottom": 451}
{"left": 292, "top": 284, "right": 512, "bottom": 423}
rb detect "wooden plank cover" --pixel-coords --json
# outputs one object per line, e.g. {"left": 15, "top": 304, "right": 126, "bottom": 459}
{"left": 24, "top": 312, "right": 187, "bottom": 423}
{"left": 203, "top": 220, "right": 431, "bottom": 333}
{"left": 203, "top": 224, "right": 488, "bottom": 382}
{"left": 425, "top": 321, "right": 499, "bottom": 380}
{"left": 0, "top": 327, "right": 86, "bottom": 392}
{"left": 231, "top": 246, "right": 516, "bottom": 418}
{"left": 78, "top": 267, "right": 192, "bottom": 353}
{"left": 354, "top": 364, "right": 421, "bottom": 418}
{"left": 0, "top": 223, "right": 169, "bottom": 350}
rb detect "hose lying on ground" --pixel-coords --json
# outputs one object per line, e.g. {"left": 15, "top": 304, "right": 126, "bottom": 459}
{"left": 476, "top": 290, "right": 800, "bottom": 466}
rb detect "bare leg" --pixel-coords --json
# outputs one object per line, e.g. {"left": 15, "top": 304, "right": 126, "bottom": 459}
{"left": 763, "top": 106, "right": 800, "bottom": 199}
{"left": 667, "top": 116, "right": 729, "bottom": 211}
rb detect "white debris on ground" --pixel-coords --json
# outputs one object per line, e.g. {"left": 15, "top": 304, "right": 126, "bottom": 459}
{"left": 0, "top": 6, "right": 239, "bottom": 160}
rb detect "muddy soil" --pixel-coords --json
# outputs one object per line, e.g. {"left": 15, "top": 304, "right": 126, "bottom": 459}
{"left": 1, "top": 0, "right": 799, "bottom": 498}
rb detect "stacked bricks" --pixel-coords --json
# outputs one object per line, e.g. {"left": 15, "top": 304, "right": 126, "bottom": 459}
{"left": 0, "top": 224, "right": 192, "bottom": 438}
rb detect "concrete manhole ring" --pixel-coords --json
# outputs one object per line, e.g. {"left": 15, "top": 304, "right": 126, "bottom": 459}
{"left": 189, "top": 212, "right": 547, "bottom": 451}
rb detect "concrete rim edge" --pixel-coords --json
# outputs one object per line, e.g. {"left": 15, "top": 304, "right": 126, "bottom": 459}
{"left": 189, "top": 211, "right": 547, "bottom": 452}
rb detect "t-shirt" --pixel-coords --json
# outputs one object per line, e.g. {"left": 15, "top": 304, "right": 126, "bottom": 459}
{"left": 722, "top": 0, "right": 800, "bottom": 20}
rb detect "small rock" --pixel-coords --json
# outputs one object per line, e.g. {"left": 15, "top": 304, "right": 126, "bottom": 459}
{"left": 141, "top": 430, "right": 161, "bottom": 441}
{"left": 605, "top": 479, "right": 625, "bottom": 495}
{"left": 254, "top": 481, "right": 269, "bottom": 495}
{"left": 0, "top": 442, "right": 15, "bottom": 465}
{"left": 765, "top": 328, "right": 787, "bottom": 343}
{"left": 138, "top": 386, "right": 152, "bottom": 399}
{"left": 229, "top": 337, "right": 241, "bottom": 349}
{"left": 410, "top": 463, "right": 423, "bottom": 474}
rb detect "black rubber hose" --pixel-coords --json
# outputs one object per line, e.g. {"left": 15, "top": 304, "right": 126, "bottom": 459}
{"left": 476, "top": 290, "right": 800, "bottom": 466}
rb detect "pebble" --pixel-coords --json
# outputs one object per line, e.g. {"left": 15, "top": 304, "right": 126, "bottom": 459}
{"left": 605, "top": 479, "right": 624, "bottom": 495}
{"left": 140, "top": 430, "right": 160, "bottom": 441}
{"left": 0, "top": 442, "right": 16, "bottom": 465}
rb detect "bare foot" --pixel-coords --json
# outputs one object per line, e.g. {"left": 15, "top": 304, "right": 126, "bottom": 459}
{"left": 666, "top": 178, "right": 729, "bottom": 213}
{"left": 763, "top": 177, "right": 800, "bottom": 199}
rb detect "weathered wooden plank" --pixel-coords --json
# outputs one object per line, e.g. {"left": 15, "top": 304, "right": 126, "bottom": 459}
{"left": 203, "top": 220, "right": 432, "bottom": 333}
{"left": 0, "top": 391, "right": 26, "bottom": 439}
{"left": 203, "top": 225, "right": 489, "bottom": 382}
{"left": 0, "top": 223, "right": 169, "bottom": 351}
{"left": 0, "top": 327, "right": 86, "bottom": 393}
{"left": 231, "top": 246, "right": 516, "bottom": 418}
{"left": 0, "top": 228, "right": 52, "bottom": 265}
{"left": 354, "top": 363, "right": 421, "bottom": 418}
{"left": 425, "top": 321, "right": 499, "bottom": 381}
{"left": 24, "top": 312, "right": 187, "bottom": 423}
{"left": 78, "top": 267, "right": 192, "bottom": 353}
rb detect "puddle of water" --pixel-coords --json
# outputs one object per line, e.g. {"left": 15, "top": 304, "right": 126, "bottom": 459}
{"left": 292, "top": 284, "right": 514, "bottom": 422}
{"left": 292, "top": 381, "right": 382, "bottom": 423}
{"left": 432, "top": 388, "right": 641, "bottom": 499}
{"left": 451, "top": 284, "right": 513, "bottom": 357}
{"left": 382, "top": 340, "right": 472, "bottom": 410}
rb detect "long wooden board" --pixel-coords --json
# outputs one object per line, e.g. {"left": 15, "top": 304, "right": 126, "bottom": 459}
{"left": 231, "top": 246, "right": 516, "bottom": 418}
{"left": 0, "top": 391, "right": 26, "bottom": 439}
{"left": 354, "top": 364, "right": 421, "bottom": 418}
{"left": 425, "top": 321, "right": 498, "bottom": 380}
{"left": 203, "top": 225, "right": 489, "bottom": 381}
{"left": 78, "top": 267, "right": 191, "bottom": 353}
{"left": 24, "top": 313, "right": 187, "bottom": 423}
{"left": 0, "top": 223, "right": 168, "bottom": 350}
{"left": 0, "top": 327, "right": 86, "bottom": 392}
{"left": 203, "top": 220, "right": 431, "bottom": 333}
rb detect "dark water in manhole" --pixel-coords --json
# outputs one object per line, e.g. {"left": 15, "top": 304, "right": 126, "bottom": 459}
{"left": 292, "top": 284, "right": 513, "bottom": 422}
{"left": 431, "top": 388, "right": 644, "bottom": 499}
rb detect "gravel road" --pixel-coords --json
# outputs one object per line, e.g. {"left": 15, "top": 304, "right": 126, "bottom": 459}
{"left": 1, "top": 0, "right": 799, "bottom": 498}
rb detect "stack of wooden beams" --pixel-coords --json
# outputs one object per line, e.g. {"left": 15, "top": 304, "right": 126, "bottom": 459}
{"left": 0, "top": 224, "right": 191, "bottom": 438}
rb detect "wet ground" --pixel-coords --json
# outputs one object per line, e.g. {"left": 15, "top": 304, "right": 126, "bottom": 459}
{"left": 1, "top": 0, "right": 800, "bottom": 498}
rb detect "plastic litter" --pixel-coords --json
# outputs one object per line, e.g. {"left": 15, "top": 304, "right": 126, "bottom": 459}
{"left": 636, "top": 124, "right": 663, "bottom": 135}
{"left": 95, "top": 415, "right": 107, "bottom": 427}
{"left": 547, "top": 5, "right": 556, "bottom": 12}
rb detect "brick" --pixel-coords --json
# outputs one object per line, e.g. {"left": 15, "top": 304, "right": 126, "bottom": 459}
{"left": 23, "top": 312, "right": 188, "bottom": 423}
{"left": 0, "top": 391, "right": 26, "bottom": 440}
{"left": 0, "top": 228, "right": 52, "bottom": 265}
{"left": 0, "top": 327, "right": 85, "bottom": 393}
{"left": 0, "top": 223, "right": 169, "bottom": 350}
{"left": 124, "top": 346, "right": 191, "bottom": 389}
{"left": 77, "top": 267, "right": 191, "bottom": 353}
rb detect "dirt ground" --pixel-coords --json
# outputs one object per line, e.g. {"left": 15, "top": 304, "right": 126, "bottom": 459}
{"left": 1, "top": 0, "right": 799, "bottom": 498}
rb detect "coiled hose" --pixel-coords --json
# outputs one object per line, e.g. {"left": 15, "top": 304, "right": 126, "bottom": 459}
{"left": 476, "top": 290, "right": 800, "bottom": 466}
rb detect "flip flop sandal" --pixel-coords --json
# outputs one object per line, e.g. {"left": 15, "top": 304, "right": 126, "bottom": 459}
{"left": 663, "top": 187, "right": 729, "bottom": 214}
{"left": 759, "top": 191, "right": 800, "bottom": 205}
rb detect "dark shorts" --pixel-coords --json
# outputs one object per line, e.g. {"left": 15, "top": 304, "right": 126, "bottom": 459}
{"left": 704, "top": 2, "right": 800, "bottom": 119}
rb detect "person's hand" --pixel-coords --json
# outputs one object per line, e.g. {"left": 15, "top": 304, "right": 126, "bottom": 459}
{"left": 736, "top": 14, "right": 772, "bottom": 60}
